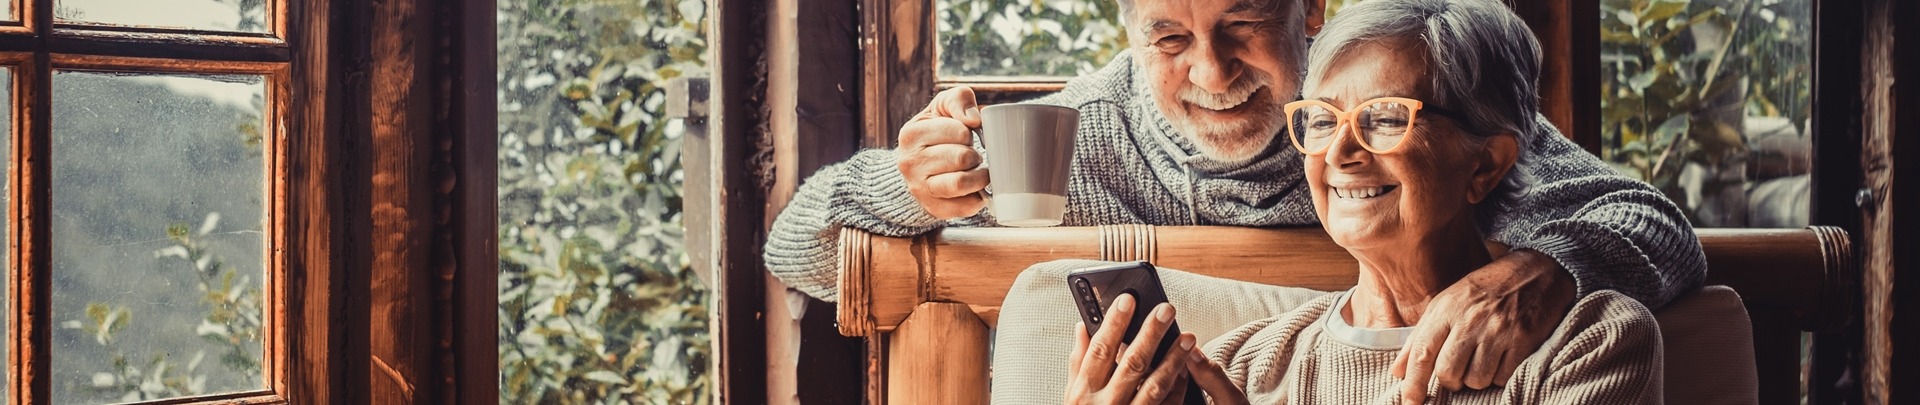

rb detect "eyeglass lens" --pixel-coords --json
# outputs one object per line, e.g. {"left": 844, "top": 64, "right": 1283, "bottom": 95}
{"left": 1290, "top": 100, "right": 1415, "bottom": 152}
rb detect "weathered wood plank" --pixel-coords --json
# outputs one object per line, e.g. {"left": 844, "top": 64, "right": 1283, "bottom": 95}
{"left": 287, "top": 0, "right": 347, "bottom": 401}
{"left": 366, "top": 0, "right": 439, "bottom": 401}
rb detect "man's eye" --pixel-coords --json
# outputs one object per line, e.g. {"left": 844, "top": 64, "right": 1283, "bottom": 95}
{"left": 1154, "top": 35, "right": 1190, "bottom": 49}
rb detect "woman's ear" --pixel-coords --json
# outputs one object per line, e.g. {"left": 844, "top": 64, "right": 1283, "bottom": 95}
{"left": 1466, "top": 133, "right": 1519, "bottom": 204}
{"left": 1304, "top": 0, "right": 1328, "bottom": 36}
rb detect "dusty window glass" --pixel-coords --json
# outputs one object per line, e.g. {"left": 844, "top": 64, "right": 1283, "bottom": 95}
{"left": 55, "top": 0, "right": 266, "bottom": 33}
{"left": 1600, "top": 0, "right": 1811, "bottom": 228}
{"left": 498, "top": 0, "right": 710, "bottom": 402}
{"left": 935, "top": 0, "right": 1128, "bottom": 77}
{"left": 50, "top": 72, "right": 267, "bottom": 404}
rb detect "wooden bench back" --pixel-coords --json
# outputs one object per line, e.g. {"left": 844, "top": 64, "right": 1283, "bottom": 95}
{"left": 836, "top": 225, "right": 1855, "bottom": 404}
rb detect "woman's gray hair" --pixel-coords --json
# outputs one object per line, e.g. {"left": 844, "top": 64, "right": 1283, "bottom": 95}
{"left": 1302, "top": 0, "right": 1547, "bottom": 229}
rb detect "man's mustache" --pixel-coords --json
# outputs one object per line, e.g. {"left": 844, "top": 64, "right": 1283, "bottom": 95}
{"left": 1177, "top": 72, "right": 1271, "bottom": 110}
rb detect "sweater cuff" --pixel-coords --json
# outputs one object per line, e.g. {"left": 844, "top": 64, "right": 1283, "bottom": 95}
{"left": 1514, "top": 230, "right": 1644, "bottom": 300}
{"left": 852, "top": 153, "right": 947, "bottom": 229}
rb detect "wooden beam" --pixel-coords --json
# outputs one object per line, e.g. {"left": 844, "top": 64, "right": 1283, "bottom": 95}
{"left": 444, "top": 0, "right": 499, "bottom": 401}
{"left": 1859, "top": 0, "right": 1918, "bottom": 402}
{"left": 360, "top": 0, "right": 441, "bottom": 401}
{"left": 711, "top": 0, "right": 771, "bottom": 402}
{"left": 886, "top": 303, "right": 989, "bottom": 405}
{"left": 860, "top": 0, "right": 934, "bottom": 148}
{"left": 1510, "top": 0, "right": 1600, "bottom": 154}
{"left": 1807, "top": 0, "right": 1865, "bottom": 402}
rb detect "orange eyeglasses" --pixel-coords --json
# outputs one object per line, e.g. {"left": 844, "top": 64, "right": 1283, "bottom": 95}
{"left": 1282, "top": 97, "right": 1463, "bottom": 155}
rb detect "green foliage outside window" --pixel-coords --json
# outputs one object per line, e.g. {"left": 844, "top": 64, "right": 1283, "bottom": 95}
{"left": 498, "top": 0, "right": 711, "bottom": 403}
{"left": 1599, "top": 0, "right": 1811, "bottom": 226}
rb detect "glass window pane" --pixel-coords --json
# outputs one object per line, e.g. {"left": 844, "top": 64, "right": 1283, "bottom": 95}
{"left": 1599, "top": 0, "right": 1812, "bottom": 228}
{"left": 498, "top": 0, "right": 710, "bottom": 403}
{"left": 56, "top": 0, "right": 267, "bottom": 33}
{"left": 935, "top": 0, "right": 1127, "bottom": 77}
{"left": 51, "top": 72, "right": 266, "bottom": 404}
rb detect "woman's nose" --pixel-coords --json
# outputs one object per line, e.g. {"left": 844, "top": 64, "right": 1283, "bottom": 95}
{"left": 1324, "top": 125, "right": 1372, "bottom": 169}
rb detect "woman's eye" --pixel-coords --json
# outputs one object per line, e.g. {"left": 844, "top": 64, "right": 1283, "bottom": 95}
{"left": 1309, "top": 119, "right": 1339, "bottom": 130}
{"left": 1372, "top": 118, "right": 1409, "bottom": 128}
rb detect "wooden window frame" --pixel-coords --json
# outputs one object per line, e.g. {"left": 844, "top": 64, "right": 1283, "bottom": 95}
{"left": 4, "top": 0, "right": 295, "bottom": 403}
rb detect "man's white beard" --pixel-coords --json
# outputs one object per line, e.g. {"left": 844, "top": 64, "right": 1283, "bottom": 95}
{"left": 1164, "top": 71, "right": 1286, "bottom": 163}
{"left": 1174, "top": 109, "right": 1283, "bottom": 163}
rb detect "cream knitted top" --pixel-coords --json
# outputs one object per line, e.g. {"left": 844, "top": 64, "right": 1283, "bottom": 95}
{"left": 1206, "top": 290, "right": 1664, "bottom": 404}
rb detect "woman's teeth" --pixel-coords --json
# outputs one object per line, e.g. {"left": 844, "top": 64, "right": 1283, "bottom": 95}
{"left": 1333, "top": 186, "right": 1396, "bottom": 199}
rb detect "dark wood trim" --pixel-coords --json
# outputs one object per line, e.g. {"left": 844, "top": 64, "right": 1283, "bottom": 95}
{"left": 1510, "top": 0, "right": 1599, "bottom": 152}
{"left": 713, "top": 0, "right": 771, "bottom": 403}
{"left": 43, "top": 30, "right": 287, "bottom": 63}
{"left": 286, "top": 0, "right": 348, "bottom": 400}
{"left": 1807, "top": 0, "right": 1864, "bottom": 402}
{"left": 1859, "top": 1, "right": 1918, "bottom": 402}
{"left": 860, "top": 0, "right": 934, "bottom": 149}
{"left": 445, "top": 0, "right": 498, "bottom": 400}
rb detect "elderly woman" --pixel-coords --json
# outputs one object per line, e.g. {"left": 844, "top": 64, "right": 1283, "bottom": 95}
{"left": 1056, "top": 0, "right": 1669, "bottom": 403}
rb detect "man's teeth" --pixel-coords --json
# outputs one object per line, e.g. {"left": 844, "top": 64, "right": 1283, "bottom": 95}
{"left": 1334, "top": 186, "right": 1392, "bottom": 199}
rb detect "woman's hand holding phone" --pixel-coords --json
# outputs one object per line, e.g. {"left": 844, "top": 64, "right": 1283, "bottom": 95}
{"left": 1065, "top": 294, "right": 1197, "bottom": 405}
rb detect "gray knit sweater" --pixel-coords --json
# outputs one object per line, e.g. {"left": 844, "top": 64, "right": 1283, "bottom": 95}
{"left": 1206, "top": 290, "right": 1664, "bottom": 404}
{"left": 764, "top": 51, "right": 1706, "bottom": 307}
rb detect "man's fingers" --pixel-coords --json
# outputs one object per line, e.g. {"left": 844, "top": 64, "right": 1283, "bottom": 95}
{"left": 1399, "top": 326, "right": 1448, "bottom": 405}
{"left": 1080, "top": 294, "right": 1136, "bottom": 390}
{"left": 923, "top": 86, "right": 982, "bottom": 127}
{"left": 896, "top": 117, "right": 975, "bottom": 150}
{"left": 1465, "top": 339, "right": 1504, "bottom": 389}
{"left": 1431, "top": 329, "right": 1477, "bottom": 391}
{"left": 1493, "top": 345, "right": 1526, "bottom": 386}
{"left": 1130, "top": 332, "right": 1192, "bottom": 405}
{"left": 1112, "top": 303, "right": 1176, "bottom": 392}
{"left": 922, "top": 166, "right": 990, "bottom": 199}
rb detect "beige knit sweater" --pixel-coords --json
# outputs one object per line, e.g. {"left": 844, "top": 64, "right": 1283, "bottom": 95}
{"left": 1206, "top": 290, "right": 1665, "bottom": 404}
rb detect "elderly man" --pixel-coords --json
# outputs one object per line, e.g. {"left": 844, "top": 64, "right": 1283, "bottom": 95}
{"left": 765, "top": 0, "right": 1703, "bottom": 402}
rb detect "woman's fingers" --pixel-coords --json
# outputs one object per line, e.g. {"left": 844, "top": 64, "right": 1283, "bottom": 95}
{"left": 1078, "top": 294, "right": 1136, "bottom": 390}
{"left": 1110, "top": 303, "right": 1176, "bottom": 392}
{"left": 1069, "top": 322, "right": 1089, "bottom": 379}
{"left": 1184, "top": 340, "right": 1249, "bottom": 405}
{"left": 1129, "top": 333, "right": 1193, "bottom": 405}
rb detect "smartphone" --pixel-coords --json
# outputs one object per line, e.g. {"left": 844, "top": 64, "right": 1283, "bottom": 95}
{"left": 1066, "top": 261, "right": 1182, "bottom": 368}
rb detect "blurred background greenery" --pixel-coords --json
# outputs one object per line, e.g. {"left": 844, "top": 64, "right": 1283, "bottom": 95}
{"left": 497, "top": 0, "right": 711, "bottom": 403}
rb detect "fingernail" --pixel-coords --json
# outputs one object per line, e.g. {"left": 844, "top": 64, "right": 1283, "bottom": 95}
{"left": 1179, "top": 335, "right": 1195, "bottom": 350}
{"left": 1115, "top": 295, "right": 1135, "bottom": 312}
{"left": 1154, "top": 304, "right": 1173, "bottom": 321}
{"left": 967, "top": 106, "right": 981, "bottom": 120}
{"left": 1188, "top": 348, "right": 1206, "bottom": 364}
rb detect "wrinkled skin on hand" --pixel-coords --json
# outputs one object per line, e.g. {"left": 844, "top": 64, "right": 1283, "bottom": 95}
{"left": 1393, "top": 249, "right": 1576, "bottom": 404}
{"left": 896, "top": 86, "right": 992, "bottom": 220}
